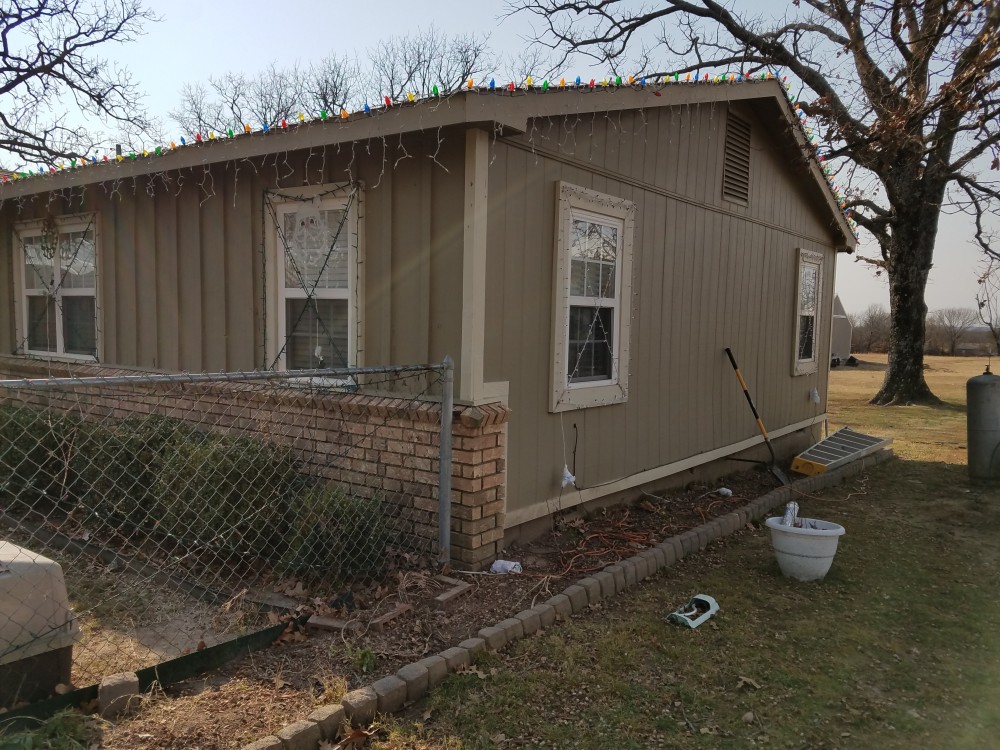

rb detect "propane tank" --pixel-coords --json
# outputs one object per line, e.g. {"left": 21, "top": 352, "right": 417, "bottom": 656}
{"left": 967, "top": 364, "right": 1000, "bottom": 482}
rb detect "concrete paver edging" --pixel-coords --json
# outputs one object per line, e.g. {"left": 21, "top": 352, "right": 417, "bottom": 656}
{"left": 241, "top": 450, "right": 891, "bottom": 749}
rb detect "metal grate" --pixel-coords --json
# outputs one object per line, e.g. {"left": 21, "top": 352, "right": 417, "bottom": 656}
{"left": 723, "top": 113, "right": 752, "bottom": 204}
{"left": 791, "top": 427, "right": 892, "bottom": 476}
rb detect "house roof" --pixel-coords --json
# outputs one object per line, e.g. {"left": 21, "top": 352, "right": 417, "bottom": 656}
{"left": 0, "top": 78, "right": 856, "bottom": 247}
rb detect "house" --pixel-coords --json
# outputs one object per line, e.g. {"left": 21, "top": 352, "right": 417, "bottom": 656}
{"left": 831, "top": 294, "right": 852, "bottom": 362}
{"left": 0, "top": 78, "right": 856, "bottom": 565}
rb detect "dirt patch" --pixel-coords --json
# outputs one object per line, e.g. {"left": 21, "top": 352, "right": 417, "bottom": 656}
{"left": 94, "top": 469, "right": 778, "bottom": 750}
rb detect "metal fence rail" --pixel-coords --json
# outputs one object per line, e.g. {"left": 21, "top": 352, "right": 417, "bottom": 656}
{"left": 0, "top": 360, "right": 453, "bottom": 707}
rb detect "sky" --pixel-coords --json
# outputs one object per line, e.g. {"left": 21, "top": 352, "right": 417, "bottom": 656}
{"left": 96, "top": 0, "right": 994, "bottom": 316}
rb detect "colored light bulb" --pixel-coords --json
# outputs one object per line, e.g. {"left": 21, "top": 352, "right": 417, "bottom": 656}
{"left": 340, "top": 108, "right": 348, "bottom": 120}
{"left": 467, "top": 78, "right": 474, "bottom": 89}
{"left": 263, "top": 123, "right": 270, "bottom": 132}
{"left": 364, "top": 103, "right": 371, "bottom": 114}
{"left": 575, "top": 75, "right": 581, "bottom": 85}
{"left": 298, "top": 112, "right": 305, "bottom": 121}
{"left": 320, "top": 109, "right": 328, "bottom": 120}
{"left": 407, "top": 91, "right": 415, "bottom": 101}
{"left": 615, "top": 75, "right": 622, "bottom": 86}
{"left": 384, "top": 96, "right": 392, "bottom": 107}
{"left": 432, "top": 84, "right": 439, "bottom": 96}
{"left": 542, "top": 80, "right": 549, "bottom": 90}
{"left": 559, "top": 77, "right": 566, "bottom": 87}
{"left": 227, "top": 129, "right": 233, "bottom": 138}
{"left": 281, "top": 119, "right": 287, "bottom": 128}
{"left": 526, "top": 76, "right": 533, "bottom": 87}
{"left": 244, "top": 123, "right": 251, "bottom": 133}
{"left": 489, "top": 78, "right": 495, "bottom": 89}
{"left": 209, "top": 132, "right": 215, "bottom": 140}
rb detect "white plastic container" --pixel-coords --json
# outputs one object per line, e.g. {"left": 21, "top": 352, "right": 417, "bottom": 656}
{"left": 0, "top": 541, "right": 81, "bottom": 706}
{"left": 765, "top": 516, "right": 845, "bottom": 581}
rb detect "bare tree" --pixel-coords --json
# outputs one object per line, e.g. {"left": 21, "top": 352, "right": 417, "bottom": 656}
{"left": 366, "top": 26, "right": 492, "bottom": 100}
{"left": 171, "top": 58, "right": 357, "bottom": 135}
{"left": 928, "top": 307, "right": 980, "bottom": 355}
{"left": 515, "top": 0, "right": 1000, "bottom": 405}
{"left": 977, "top": 260, "right": 1000, "bottom": 357}
{"left": 852, "top": 304, "right": 891, "bottom": 354}
{"left": 0, "top": 0, "right": 156, "bottom": 167}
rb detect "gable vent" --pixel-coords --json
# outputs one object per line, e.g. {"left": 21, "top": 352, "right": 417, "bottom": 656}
{"left": 723, "top": 114, "right": 751, "bottom": 204}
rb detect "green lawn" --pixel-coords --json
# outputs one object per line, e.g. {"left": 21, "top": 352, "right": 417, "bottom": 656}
{"left": 374, "top": 356, "right": 1000, "bottom": 749}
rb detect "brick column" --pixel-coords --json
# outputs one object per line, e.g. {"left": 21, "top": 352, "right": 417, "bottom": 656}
{"left": 449, "top": 403, "right": 510, "bottom": 568}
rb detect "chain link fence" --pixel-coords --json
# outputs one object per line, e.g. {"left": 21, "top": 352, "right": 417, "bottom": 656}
{"left": 0, "top": 362, "right": 453, "bottom": 708}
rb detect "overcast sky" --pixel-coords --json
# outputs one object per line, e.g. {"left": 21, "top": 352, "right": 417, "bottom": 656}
{"left": 99, "top": 0, "right": 991, "bottom": 316}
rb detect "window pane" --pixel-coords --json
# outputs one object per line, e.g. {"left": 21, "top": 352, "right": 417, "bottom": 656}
{"left": 798, "top": 314, "right": 815, "bottom": 360}
{"left": 63, "top": 296, "right": 97, "bottom": 356}
{"left": 799, "top": 264, "right": 818, "bottom": 315}
{"left": 568, "top": 306, "right": 614, "bottom": 382}
{"left": 22, "top": 236, "right": 52, "bottom": 290}
{"left": 570, "top": 217, "right": 619, "bottom": 301}
{"left": 285, "top": 298, "right": 349, "bottom": 369}
{"left": 282, "top": 208, "right": 349, "bottom": 290}
{"left": 60, "top": 231, "right": 97, "bottom": 290}
{"left": 27, "top": 296, "right": 57, "bottom": 351}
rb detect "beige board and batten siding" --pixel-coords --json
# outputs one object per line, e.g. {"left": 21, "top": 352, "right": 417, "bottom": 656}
{"left": 483, "top": 101, "right": 841, "bottom": 529}
{"left": 0, "top": 132, "right": 467, "bottom": 380}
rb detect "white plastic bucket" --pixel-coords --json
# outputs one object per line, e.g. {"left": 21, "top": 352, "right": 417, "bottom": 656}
{"left": 765, "top": 516, "right": 845, "bottom": 581}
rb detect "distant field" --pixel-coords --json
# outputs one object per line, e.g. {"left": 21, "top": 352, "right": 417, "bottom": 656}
{"left": 828, "top": 353, "right": 990, "bottom": 463}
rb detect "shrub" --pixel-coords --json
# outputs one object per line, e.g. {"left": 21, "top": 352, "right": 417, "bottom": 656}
{"left": 0, "top": 404, "right": 78, "bottom": 505}
{"left": 72, "top": 414, "right": 191, "bottom": 528}
{"left": 153, "top": 433, "right": 300, "bottom": 551}
{"left": 282, "top": 484, "right": 392, "bottom": 580}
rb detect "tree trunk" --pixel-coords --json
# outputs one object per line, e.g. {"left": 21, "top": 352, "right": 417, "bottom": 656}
{"left": 870, "top": 220, "right": 941, "bottom": 406}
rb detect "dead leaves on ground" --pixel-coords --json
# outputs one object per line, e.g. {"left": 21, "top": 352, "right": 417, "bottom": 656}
{"left": 319, "top": 724, "right": 377, "bottom": 749}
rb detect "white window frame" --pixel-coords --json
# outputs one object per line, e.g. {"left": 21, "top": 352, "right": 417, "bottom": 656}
{"left": 793, "top": 248, "right": 824, "bottom": 376}
{"left": 264, "top": 183, "right": 364, "bottom": 374}
{"left": 550, "top": 182, "right": 635, "bottom": 413}
{"left": 12, "top": 214, "right": 100, "bottom": 362}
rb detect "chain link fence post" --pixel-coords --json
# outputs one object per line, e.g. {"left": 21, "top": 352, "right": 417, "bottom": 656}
{"left": 438, "top": 356, "right": 454, "bottom": 568}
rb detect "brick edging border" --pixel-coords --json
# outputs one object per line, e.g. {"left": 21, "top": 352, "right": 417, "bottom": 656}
{"left": 241, "top": 449, "right": 894, "bottom": 750}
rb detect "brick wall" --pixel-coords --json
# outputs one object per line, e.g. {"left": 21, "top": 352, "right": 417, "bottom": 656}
{"left": 0, "top": 356, "right": 509, "bottom": 569}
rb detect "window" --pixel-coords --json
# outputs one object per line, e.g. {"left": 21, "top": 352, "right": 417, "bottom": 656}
{"left": 266, "top": 184, "right": 362, "bottom": 371}
{"left": 14, "top": 217, "right": 98, "bottom": 359}
{"left": 550, "top": 183, "right": 635, "bottom": 412}
{"left": 794, "top": 249, "right": 823, "bottom": 375}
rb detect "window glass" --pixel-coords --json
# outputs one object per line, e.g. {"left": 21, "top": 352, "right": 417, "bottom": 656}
{"left": 27, "top": 296, "right": 57, "bottom": 351}
{"left": 285, "top": 298, "right": 349, "bottom": 369}
{"left": 283, "top": 208, "right": 348, "bottom": 290}
{"left": 798, "top": 314, "right": 815, "bottom": 360}
{"left": 63, "top": 297, "right": 97, "bottom": 356}
{"left": 568, "top": 306, "right": 614, "bottom": 382}
{"left": 60, "top": 231, "right": 97, "bottom": 289}
{"left": 22, "top": 236, "right": 52, "bottom": 290}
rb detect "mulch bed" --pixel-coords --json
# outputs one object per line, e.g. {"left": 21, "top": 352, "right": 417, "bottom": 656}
{"left": 94, "top": 469, "right": 779, "bottom": 749}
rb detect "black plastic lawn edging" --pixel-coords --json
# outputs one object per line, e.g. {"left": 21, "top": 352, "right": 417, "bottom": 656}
{"left": 0, "top": 621, "right": 288, "bottom": 735}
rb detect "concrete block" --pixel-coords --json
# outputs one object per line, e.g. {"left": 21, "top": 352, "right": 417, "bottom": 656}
{"left": 576, "top": 577, "right": 602, "bottom": 604}
{"left": 515, "top": 609, "right": 541, "bottom": 636}
{"left": 439, "top": 646, "right": 471, "bottom": 672}
{"left": 276, "top": 720, "right": 322, "bottom": 750}
{"left": 99, "top": 671, "right": 139, "bottom": 719}
{"left": 478, "top": 625, "right": 506, "bottom": 651}
{"left": 241, "top": 737, "right": 282, "bottom": 750}
{"left": 593, "top": 570, "right": 616, "bottom": 599}
{"left": 307, "top": 704, "right": 345, "bottom": 739}
{"left": 496, "top": 617, "right": 524, "bottom": 641}
{"left": 417, "top": 655, "right": 448, "bottom": 689}
{"left": 396, "top": 662, "right": 430, "bottom": 703}
{"left": 546, "top": 594, "right": 573, "bottom": 620}
{"left": 342, "top": 686, "right": 378, "bottom": 725}
{"left": 530, "top": 603, "right": 556, "bottom": 629}
{"left": 459, "top": 637, "right": 486, "bottom": 659}
{"left": 563, "top": 584, "right": 589, "bottom": 613}
{"left": 635, "top": 552, "right": 655, "bottom": 579}
{"left": 611, "top": 560, "right": 639, "bottom": 593}
{"left": 372, "top": 675, "right": 407, "bottom": 713}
